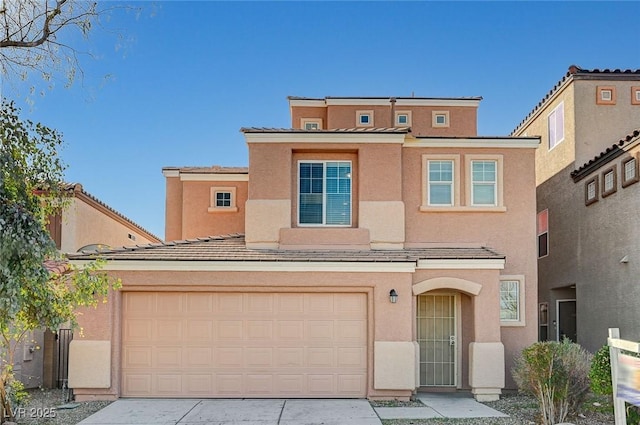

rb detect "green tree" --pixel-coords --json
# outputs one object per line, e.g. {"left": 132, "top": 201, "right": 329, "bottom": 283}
{"left": 0, "top": 100, "right": 120, "bottom": 421}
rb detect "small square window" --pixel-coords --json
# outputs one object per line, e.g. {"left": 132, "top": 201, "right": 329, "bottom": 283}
{"left": 632, "top": 87, "right": 640, "bottom": 105}
{"left": 585, "top": 176, "right": 598, "bottom": 206}
{"left": 301, "top": 118, "right": 322, "bottom": 130}
{"left": 601, "top": 167, "right": 617, "bottom": 197}
{"left": 356, "top": 110, "right": 374, "bottom": 127}
{"left": 208, "top": 187, "right": 238, "bottom": 213}
{"left": 395, "top": 111, "right": 411, "bottom": 126}
{"left": 622, "top": 156, "right": 639, "bottom": 187}
{"left": 216, "top": 192, "right": 232, "bottom": 207}
{"left": 432, "top": 111, "right": 450, "bottom": 128}
{"left": 596, "top": 86, "right": 616, "bottom": 105}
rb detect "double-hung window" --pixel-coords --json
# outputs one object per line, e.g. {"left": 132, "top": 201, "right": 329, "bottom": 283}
{"left": 428, "top": 160, "right": 454, "bottom": 205}
{"left": 298, "top": 161, "right": 351, "bottom": 226}
{"left": 471, "top": 160, "right": 497, "bottom": 205}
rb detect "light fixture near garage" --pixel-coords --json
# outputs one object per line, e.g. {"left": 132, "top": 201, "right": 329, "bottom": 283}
{"left": 389, "top": 289, "right": 398, "bottom": 304}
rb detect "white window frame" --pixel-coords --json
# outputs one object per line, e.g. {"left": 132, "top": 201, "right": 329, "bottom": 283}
{"left": 395, "top": 110, "right": 412, "bottom": 126}
{"left": 432, "top": 111, "right": 450, "bottom": 128}
{"left": 622, "top": 155, "right": 639, "bottom": 187}
{"left": 585, "top": 176, "right": 598, "bottom": 206}
{"left": 208, "top": 187, "right": 238, "bottom": 213}
{"left": 602, "top": 166, "right": 617, "bottom": 197}
{"left": 297, "top": 160, "right": 352, "bottom": 227}
{"left": 633, "top": 87, "right": 640, "bottom": 104}
{"left": 466, "top": 155, "right": 503, "bottom": 208}
{"left": 301, "top": 118, "right": 323, "bottom": 130}
{"left": 356, "top": 110, "right": 374, "bottom": 127}
{"left": 420, "top": 154, "right": 461, "bottom": 211}
{"left": 500, "top": 275, "right": 526, "bottom": 327}
{"left": 548, "top": 102, "right": 565, "bottom": 150}
{"left": 597, "top": 86, "right": 616, "bottom": 105}
{"left": 427, "top": 160, "right": 454, "bottom": 206}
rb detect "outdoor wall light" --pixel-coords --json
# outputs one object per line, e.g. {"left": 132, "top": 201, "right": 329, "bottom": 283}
{"left": 389, "top": 289, "right": 398, "bottom": 304}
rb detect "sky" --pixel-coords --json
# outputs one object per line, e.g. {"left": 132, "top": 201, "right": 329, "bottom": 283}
{"left": 3, "top": 1, "right": 640, "bottom": 241}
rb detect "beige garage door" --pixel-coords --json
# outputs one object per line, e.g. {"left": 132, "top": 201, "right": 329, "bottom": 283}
{"left": 121, "top": 292, "right": 367, "bottom": 398}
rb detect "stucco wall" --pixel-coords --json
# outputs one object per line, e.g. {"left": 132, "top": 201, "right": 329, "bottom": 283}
{"left": 61, "top": 197, "right": 158, "bottom": 253}
{"left": 573, "top": 147, "right": 640, "bottom": 352}
{"left": 165, "top": 176, "right": 183, "bottom": 241}
{"left": 574, "top": 80, "right": 640, "bottom": 167}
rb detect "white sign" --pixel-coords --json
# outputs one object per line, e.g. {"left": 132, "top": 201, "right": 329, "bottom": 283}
{"left": 617, "top": 353, "right": 640, "bottom": 407}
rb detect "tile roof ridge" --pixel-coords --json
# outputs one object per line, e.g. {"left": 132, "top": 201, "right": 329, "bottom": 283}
{"left": 571, "top": 128, "right": 640, "bottom": 181}
{"left": 511, "top": 65, "right": 640, "bottom": 136}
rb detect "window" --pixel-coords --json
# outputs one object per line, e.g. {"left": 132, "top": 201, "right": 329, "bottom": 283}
{"left": 421, "top": 154, "right": 460, "bottom": 210}
{"left": 601, "top": 167, "right": 617, "bottom": 197}
{"left": 432, "top": 111, "right": 449, "bottom": 128}
{"left": 208, "top": 187, "right": 238, "bottom": 213}
{"left": 427, "top": 160, "right": 454, "bottom": 205}
{"left": 632, "top": 87, "right": 640, "bottom": 105}
{"left": 216, "top": 191, "right": 231, "bottom": 207}
{"left": 301, "top": 118, "right": 322, "bottom": 130}
{"left": 585, "top": 176, "right": 598, "bottom": 206}
{"left": 537, "top": 209, "right": 549, "bottom": 258}
{"left": 622, "top": 155, "right": 639, "bottom": 187}
{"left": 356, "top": 110, "right": 373, "bottom": 127}
{"left": 298, "top": 161, "right": 351, "bottom": 226}
{"left": 500, "top": 275, "right": 525, "bottom": 326}
{"left": 548, "top": 102, "right": 564, "bottom": 150}
{"left": 596, "top": 86, "right": 616, "bottom": 105}
{"left": 470, "top": 160, "right": 497, "bottom": 205}
{"left": 395, "top": 111, "right": 412, "bottom": 126}
{"left": 464, "top": 155, "right": 504, "bottom": 210}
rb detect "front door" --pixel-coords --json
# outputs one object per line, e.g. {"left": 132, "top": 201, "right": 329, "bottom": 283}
{"left": 417, "top": 294, "right": 457, "bottom": 386}
{"left": 557, "top": 299, "right": 577, "bottom": 342}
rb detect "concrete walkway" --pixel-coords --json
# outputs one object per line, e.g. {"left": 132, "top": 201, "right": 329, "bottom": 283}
{"left": 78, "top": 394, "right": 507, "bottom": 424}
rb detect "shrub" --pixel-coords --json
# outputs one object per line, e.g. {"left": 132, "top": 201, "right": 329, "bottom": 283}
{"left": 589, "top": 345, "right": 613, "bottom": 395}
{"left": 513, "top": 339, "right": 592, "bottom": 425}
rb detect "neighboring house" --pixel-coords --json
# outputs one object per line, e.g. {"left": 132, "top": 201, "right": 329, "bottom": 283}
{"left": 511, "top": 65, "right": 640, "bottom": 352}
{"left": 68, "top": 96, "right": 539, "bottom": 402}
{"left": 13, "top": 183, "right": 161, "bottom": 390}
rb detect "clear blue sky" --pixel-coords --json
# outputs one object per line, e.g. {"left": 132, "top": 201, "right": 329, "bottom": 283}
{"left": 4, "top": 1, "right": 640, "bottom": 241}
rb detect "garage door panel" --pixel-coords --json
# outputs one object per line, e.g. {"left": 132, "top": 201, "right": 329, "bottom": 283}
{"left": 122, "top": 292, "right": 367, "bottom": 398}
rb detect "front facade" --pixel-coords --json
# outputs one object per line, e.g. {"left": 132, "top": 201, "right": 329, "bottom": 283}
{"left": 512, "top": 66, "right": 640, "bottom": 352}
{"left": 69, "top": 97, "right": 539, "bottom": 402}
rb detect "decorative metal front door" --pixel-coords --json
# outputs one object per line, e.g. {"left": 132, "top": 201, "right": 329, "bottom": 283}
{"left": 417, "top": 294, "right": 457, "bottom": 386}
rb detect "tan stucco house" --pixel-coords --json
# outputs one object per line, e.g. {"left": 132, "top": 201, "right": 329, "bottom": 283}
{"left": 511, "top": 66, "right": 640, "bottom": 352}
{"left": 13, "top": 184, "right": 161, "bottom": 391}
{"left": 69, "top": 96, "right": 539, "bottom": 401}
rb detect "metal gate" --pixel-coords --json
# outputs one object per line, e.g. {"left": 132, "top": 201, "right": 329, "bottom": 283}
{"left": 417, "top": 294, "right": 457, "bottom": 386}
{"left": 56, "top": 329, "right": 73, "bottom": 389}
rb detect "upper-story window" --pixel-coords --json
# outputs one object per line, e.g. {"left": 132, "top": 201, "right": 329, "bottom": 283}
{"left": 427, "top": 160, "right": 454, "bottom": 206}
{"left": 585, "top": 176, "right": 598, "bottom": 206}
{"left": 622, "top": 155, "right": 639, "bottom": 187}
{"left": 301, "top": 118, "right": 323, "bottom": 130}
{"left": 470, "top": 160, "right": 497, "bottom": 206}
{"left": 356, "top": 111, "right": 374, "bottom": 127}
{"left": 208, "top": 187, "right": 238, "bottom": 213}
{"left": 596, "top": 86, "right": 616, "bottom": 105}
{"left": 395, "top": 111, "right": 412, "bottom": 126}
{"left": 548, "top": 102, "right": 564, "bottom": 150}
{"left": 632, "top": 87, "right": 640, "bottom": 105}
{"left": 432, "top": 111, "right": 450, "bottom": 128}
{"left": 537, "top": 209, "right": 548, "bottom": 258}
{"left": 601, "top": 166, "right": 617, "bottom": 197}
{"left": 298, "top": 161, "right": 351, "bottom": 226}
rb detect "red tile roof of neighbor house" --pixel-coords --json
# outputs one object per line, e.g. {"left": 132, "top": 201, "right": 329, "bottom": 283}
{"left": 511, "top": 65, "right": 640, "bottom": 136}
{"left": 571, "top": 128, "right": 640, "bottom": 182}
{"left": 67, "top": 234, "right": 504, "bottom": 262}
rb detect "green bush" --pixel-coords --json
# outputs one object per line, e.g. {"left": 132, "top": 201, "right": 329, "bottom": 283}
{"left": 513, "top": 339, "right": 592, "bottom": 425}
{"left": 590, "top": 345, "right": 613, "bottom": 395}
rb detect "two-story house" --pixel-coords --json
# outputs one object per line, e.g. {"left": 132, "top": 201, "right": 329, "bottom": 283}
{"left": 13, "top": 183, "right": 161, "bottom": 392}
{"left": 511, "top": 66, "right": 640, "bottom": 352}
{"left": 68, "top": 96, "right": 539, "bottom": 402}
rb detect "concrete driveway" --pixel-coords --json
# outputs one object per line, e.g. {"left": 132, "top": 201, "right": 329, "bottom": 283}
{"left": 78, "top": 398, "right": 382, "bottom": 425}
